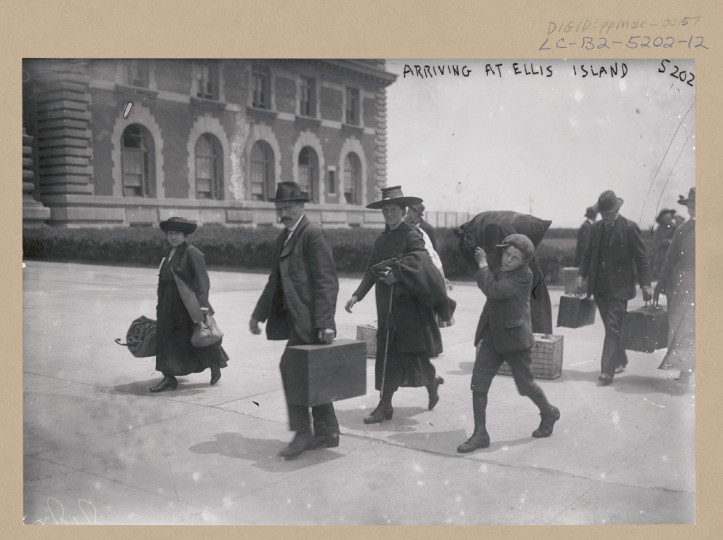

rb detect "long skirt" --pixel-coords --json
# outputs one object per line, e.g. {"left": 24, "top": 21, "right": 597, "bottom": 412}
{"left": 155, "top": 279, "right": 228, "bottom": 376}
{"left": 658, "top": 269, "right": 695, "bottom": 371}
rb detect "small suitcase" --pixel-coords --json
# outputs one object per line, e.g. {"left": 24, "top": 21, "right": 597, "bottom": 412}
{"left": 557, "top": 295, "right": 596, "bottom": 328}
{"left": 621, "top": 304, "right": 669, "bottom": 353}
{"left": 498, "top": 333, "right": 564, "bottom": 379}
{"left": 283, "top": 339, "right": 367, "bottom": 406}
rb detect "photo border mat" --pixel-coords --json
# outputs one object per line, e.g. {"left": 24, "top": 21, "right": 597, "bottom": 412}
{"left": 3, "top": 0, "right": 721, "bottom": 538}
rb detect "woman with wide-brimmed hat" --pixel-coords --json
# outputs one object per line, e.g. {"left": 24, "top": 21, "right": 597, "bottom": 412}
{"left": 344, "top": 186, "right": 451, "bottom": 423}
{"left": 150, "top": 217, "right": 228, "bottom": 392}
{"left": 654, "top": 187, "right": 696, "bottom": 390}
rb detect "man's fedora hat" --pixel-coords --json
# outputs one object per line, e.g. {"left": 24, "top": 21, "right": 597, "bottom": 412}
{"left": 655, "top": 208, "right": 676, "bottom": 224}
{"left": 160, "top": 216, "right": 197, "bottom": 234}
{"left": 585, "top": 206, "right": 598, "bottom": 219}
{"left": 597, "top": 190, "right": 624, "bottom": 214}
{"left": 678, "top": 187, "right": 695, "bottom": 206}
{"left": 366, "top": 185, "right": 423, "bottom": 209}
{"left": 410, "top": 202, "right": 426, "bottom": 215}
{"left": 269, "top": 182, "right": 310, "bottom": 203}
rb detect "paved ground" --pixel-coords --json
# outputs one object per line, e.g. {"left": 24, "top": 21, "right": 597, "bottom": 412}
{"left": 21, "top": 260, "right": 695, "bottom": 528}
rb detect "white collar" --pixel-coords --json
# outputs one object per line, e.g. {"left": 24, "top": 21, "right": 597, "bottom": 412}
{"left": 286, "top": 214, "right": 304, "bottom": 234}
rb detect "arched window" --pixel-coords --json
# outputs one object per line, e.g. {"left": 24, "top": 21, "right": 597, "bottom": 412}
{"left": 195, "top": 134, "right": 223, "bottom": 199}
{"left": 344, "top": 152, "right": 362, "bottom": 205}
{"left": 250, "top": 140, "right": 275, "bottom": 201}
{"left": 121, "top": 124, "right": 155, "bottom": 197}
{"left": 298, "top": 146, "right": 318, "bottom": 203}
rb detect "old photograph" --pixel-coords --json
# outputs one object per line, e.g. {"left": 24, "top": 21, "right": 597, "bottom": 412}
{"left": 22, "top": 58, "right": 695, "bottom": 525}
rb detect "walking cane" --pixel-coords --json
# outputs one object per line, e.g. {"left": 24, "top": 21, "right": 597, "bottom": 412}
{"left": 379, "top": 282, "right": 394, "bottom": 401}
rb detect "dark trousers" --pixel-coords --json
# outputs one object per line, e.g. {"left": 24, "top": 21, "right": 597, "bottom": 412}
{"left": 593, "top": 293, "right": 629, "bottom": 376}
{"left": 471, "top": 336, "right": 537, "bottom": 396}
{"left": 280, "top": 326, "right": 338, "bottom": 433}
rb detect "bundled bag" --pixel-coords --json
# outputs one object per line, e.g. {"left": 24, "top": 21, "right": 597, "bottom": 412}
{"left": 191, "top": 312, "right": 224, "bottom": 348}
{"left": 115, "top": 316, "right": 157, "bottom": 357}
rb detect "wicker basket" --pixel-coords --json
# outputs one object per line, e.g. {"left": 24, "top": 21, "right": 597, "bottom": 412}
{"left": 498, "top": 333, "right": 564, "bottom": 380}
{"left": 356, "top": 324, "right": 377, "bottom": 358}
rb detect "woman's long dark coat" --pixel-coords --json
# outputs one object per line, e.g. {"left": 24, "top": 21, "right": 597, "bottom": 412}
{"left": 156, "top": 241, "right": 228, "bottom": 376}
{"left": 353, "top": 222, "right": 447, "bottom": 390}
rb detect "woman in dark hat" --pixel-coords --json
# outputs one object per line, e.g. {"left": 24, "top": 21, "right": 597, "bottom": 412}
{"left": 654, "top": 188, "right": 696, "bottom": 390}
{"left": 344, "top": 186, "right": 449, "bottom": 423}
{"left": 151, "top": 217, "right": 229, "bottom": 392}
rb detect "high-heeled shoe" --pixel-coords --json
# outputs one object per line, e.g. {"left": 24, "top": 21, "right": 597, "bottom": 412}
{"left": 363, "top": 402, "right": 393, "bottom": 424}
{"left": 149, "top": 375, "right": 178, "bottom": 393}
{"left": 210, "top": 365, "right": 221, "bottom": 385}
{"left": 427, "top": 376, "right": 444, "bottom": 410}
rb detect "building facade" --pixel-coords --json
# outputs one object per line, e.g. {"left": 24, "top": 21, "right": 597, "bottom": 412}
{"left": 22, "top": 59, "right": 397, "bottom": 228}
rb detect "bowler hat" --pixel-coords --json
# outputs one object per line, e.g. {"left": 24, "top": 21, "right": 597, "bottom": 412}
{"left": 655, "top": 208, "right": 676, "bottom": 224}
{"left": 410, "top": 202, "right": 426, "bottom": 215}
{"left": 160, "top": 217, "right": 197, "bottom": 234}
{"left": 496, "top": 233, "right": 535, "bottom": 261}
{"left": 269, "top": 182, "right": 309, "bottom": 203}
{"left": 597, "top": 190, "right": 623, "bottom": 214}
{"left": 678, "top": 187, "right": 695, "bottom": 206}
{"left": 366, "top": 186, "right": 422, "bottom": 209}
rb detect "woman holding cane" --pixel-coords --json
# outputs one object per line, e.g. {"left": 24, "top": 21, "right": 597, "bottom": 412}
{"left": 345, "top": 187, "right": 451, "bottom": 423}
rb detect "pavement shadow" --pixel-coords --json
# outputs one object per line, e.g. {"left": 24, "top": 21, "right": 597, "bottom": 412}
{"left": 335, "top": 406, "right": 426, "bottom": 433}
{"left": 606, "top": 374, "right": 694, "bottom": 397}
{"left": 387, "top": 428, "right": 533, "bottom": 455}
{"left": 188, "top": 432, "right": 342, "bottom": 472}
{"left": 446, "top": 361, "right": 475, "bottom": 376}
{"left": 110, "top": 378, "right": 213, "bottom": 397}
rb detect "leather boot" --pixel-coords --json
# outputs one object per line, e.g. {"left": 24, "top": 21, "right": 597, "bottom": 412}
{"left": 278, "top": 430, "right": 316, "bottom": 460}
{"left": 363, "top": 401, "right": 393, "bottom": 424}
{"left": 150, "top": 375, "right": 178, "bottom": 393}
{"left": 313, "top": 421, "right": 340, "bottom": 448}
{"left": 457, "top": 425, "right": 490, "bottom": 453}
{"left": 210, "top": 364, "right": 221, "bottom": 385}
{"left": 532, "top": 406, "right": 560, "bottom": 438}
{"left": 427, "top": 376, "right": 444, "bottom": 410}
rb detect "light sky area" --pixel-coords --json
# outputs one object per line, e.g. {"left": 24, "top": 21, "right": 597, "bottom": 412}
{"left": 385, "top": 59, "right": 695, "bottom": 229}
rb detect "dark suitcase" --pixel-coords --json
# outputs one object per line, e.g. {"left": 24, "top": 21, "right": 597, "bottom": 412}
{"left": 283, "top": 339, "right": 367, "bottom": 406}
{"left": 621, "top": 304, "right": 669, "bottom": 353}
{"left": 556, "top": 295, "right": 596, "bottom": 328}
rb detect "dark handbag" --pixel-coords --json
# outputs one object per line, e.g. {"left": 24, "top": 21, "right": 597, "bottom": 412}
{"left": 115, "top": 316, "right": 157, "bottom": 358}
{"left": 556, "top": 295, "right": 596, "bottom": 328}
{"left": 191, "top": 312, "right": 224, "bottom": 348}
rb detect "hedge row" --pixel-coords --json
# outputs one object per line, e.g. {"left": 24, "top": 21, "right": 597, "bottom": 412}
{"left": 23, "top": 225, "right": 655, "bottom": 284}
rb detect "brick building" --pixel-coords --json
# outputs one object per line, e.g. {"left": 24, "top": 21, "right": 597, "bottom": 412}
{"left": 22, "top": 59, "right": 397, "bottom": 228}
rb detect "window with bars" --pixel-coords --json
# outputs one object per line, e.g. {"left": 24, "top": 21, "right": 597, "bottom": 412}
{"left": 344, "top": 152, "right": 362, "bottom": 205}
{"left": 299, "top": 76, "right": 316, "bottom": 117}
{"left": 121, "top": 125, "right": 154, "bottom": 198}
{"left": 195, "top": 134, "right": 223, "bottom": 200}
{"left": 346, "top": 87, "right": 360, "bottom": 125}
{"left": 250, "top": 140, "right": 274, "bottom": 201}
{"left": 127, "top": 61, "right": 149, "bottom": 87}
{"left": 298, "top": 147, "right": 318, "bottom": 203}
{"left": 252, "top": 64, "right": 271, "bottom": 109}
{"left": 197, "top": 62, "right": 219, "bottom": 100}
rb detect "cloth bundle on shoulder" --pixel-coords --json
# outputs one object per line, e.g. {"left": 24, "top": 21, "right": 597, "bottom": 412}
{"left": 115, "top": 315, "right": 157, "bottom": 357}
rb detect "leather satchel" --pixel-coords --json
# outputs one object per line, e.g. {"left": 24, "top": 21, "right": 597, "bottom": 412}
{"left": 115, "top": 315, "right": 158, "bottom": 357}
{"left": 191, "top": 312, "right": 224, "bottom": 348}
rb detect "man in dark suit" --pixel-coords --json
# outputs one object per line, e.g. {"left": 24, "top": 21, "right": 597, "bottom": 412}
{"left": 577, "top": 190, "right": 652, "bottom": 386}
{"left": 250, "top": 182, "right": 340, "bottom": 459}
{"left": 574, "top": 205, "right": 597, "bottom": 267}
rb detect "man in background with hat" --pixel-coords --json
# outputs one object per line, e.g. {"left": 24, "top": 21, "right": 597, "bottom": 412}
{"left": 250, "top": 181, "right": 340, "bottom": 459}
{"left": 407, "top": 202, "right": 439, "bottom": 253}
{"left": 574, "top": 205, "right": 598, "bottom": 267}
{"left": 577, "top": 190, "right": 652, "bottom": 385}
